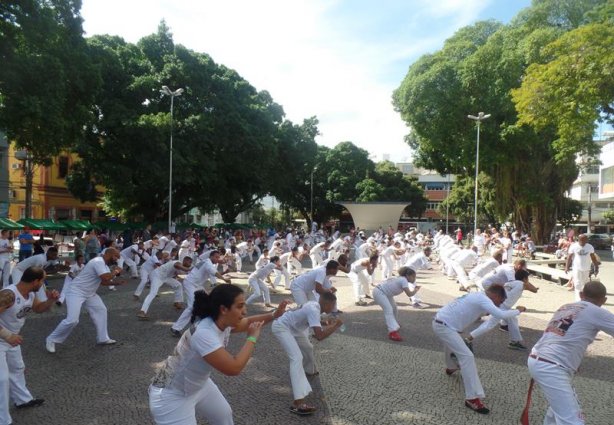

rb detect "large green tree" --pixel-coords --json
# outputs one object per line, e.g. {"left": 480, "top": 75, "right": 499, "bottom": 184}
{"left": 0, "top": 0, "right": 97, "bottom": 163}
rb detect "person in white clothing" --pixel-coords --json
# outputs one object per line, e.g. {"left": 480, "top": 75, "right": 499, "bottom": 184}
{"left": 528, "top": 281, "right": 614, "bottom": 425}
{"left": 11, "top": 247, "right": 59, "bottom": 302}
{"left": 404, "top": 247, "right": 432, "bottom": 308}
{"left": 446, "top": 247, "right": 478, "bottom": 287}
{"left": 465, "top": 250, "right": 503, "bottom": 291}
{"left": 0, "top": 230, "right": 12, "bottom": 289}
{"left": 45, "top": 249, "right": 125, "bottom": 353}
{"left": 290, "top": 261, "right": 339, "bottom": 305}
{"left": 119, "top": 241, "right": 144, "bottom": 278}
{"left": 381, "top": 242, "right": 403, "bottom": 279}
{"left": 133, "top": 252, "right": 166, "bottom": 301}
{"left": 0, "top": 267, "right": 59, "bottom": 424}
{"left": 137, "top": 257, "right": 193, "bottom": 320}
{"left": 432, "top": 285, "right": 526, "bottom": 414}
{"left": 479, "top": 259, "right": 526, "bottom": 292}
{"left": 373, "top": 267, "right": 421, "bottom": 341}
{"left": 308, "top": 241, "right": 329, "bottom": 268}
{"left": 466, "top": 269, "right": 538, "bottom": 350}
{"left": 149, "top": 284, "right": 289, "bottom": 425}
{"left": 472, "top": 229, "right": 486, "bottom": 256}
{"left": 273, "top": 250, "right": 294, "bottom": 289}
{"left": 246, "top": 256, "right": 282, "bottom": 307}
{"left": 348, "top": 255, "right": 378, "bottom": 306}
{"left": 171, "top": 251, "right": 230, "bottom": 336}
{"left": 565, "top": 234, "right": 599, "bottom": 302}
{"left": 273, "top": 292, "right": 342, "bottom": 416}
{"left": 499, "top": 230, "right": 513, "bottom": 263}
{"left": 58, "top": 254, "right": 85, "bottom": 305}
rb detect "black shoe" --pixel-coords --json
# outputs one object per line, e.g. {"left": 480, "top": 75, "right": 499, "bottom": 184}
{"left": 15, "top": 398, "right": 45, "bottom": 409}
{"left": 170, "top": 328, "right": 182, "bottom": 338}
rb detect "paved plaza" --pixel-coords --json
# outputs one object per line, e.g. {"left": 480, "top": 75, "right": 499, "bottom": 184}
{"left": 10, "top": 252, "right": 614, "bottom": 424}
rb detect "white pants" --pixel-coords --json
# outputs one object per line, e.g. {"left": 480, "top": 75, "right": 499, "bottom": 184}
{"left": 172, "top": 283, "right": 203, "bottom": 332}
{"left": 272, "top": 321, "right": 316, "bottom": 401}
{"left": 528, "top": 356, "right": 584, "bottom": 425}
{"left": 0, "top": 344, "right": 34, "bottom": 425}
{"left": 235, "top": 256, "right": 242, "bottom": 272}
{"left": 310, "top": 253, "right": 323, "bottom": 268}
{"left": 47, "top": 293, "right": 110, "bottom": 344}
{"left": 11, "top": 268, "right": 47, "bottom": 301}
{"left": 245, "top": 277, "right": 271, "bottom": 305}
{"left": 149, "top": 380, "right": 233, "bottom": 425}
{"left": 382, "top": 257, "right": 394, "bottom": 279}
{"left": 373, "top": 287, "right": 399, "bottom": 332}
{"left": 59, "top": 275, "right": 73, "bottom": 304}
{"left": 432, "top": 321, "right": 485, "bottom": 400}
{"left": 287, "top": 257, "right": 302, "bottom": 275}
{"left": 470, "top": 309, "right": 521, "bottom": 342}
{"left": 572, "top": 270, "right": 590, "bottom": 302}
{"left": 349, "top": 270, "right": 369, "bottom": 302}
{"left": 119, "top": 255, "right": 138, "bottom": 277}
{"left": 291, "top": 287, "right": 315, "bottom": 306}
{"left": 0, "top": 259, "right": 11, "bottom": 289}
{"left": 273, "top": 267, "right": 291, "bottom": 289}
{"left": 450, "top": 261, "right": 470, "bottom": 287}
{"left": 134, "top": 268, "right": 153, "bottom": 297}
{"left": 141, "top": 276, "right": 183, "bottom": 314}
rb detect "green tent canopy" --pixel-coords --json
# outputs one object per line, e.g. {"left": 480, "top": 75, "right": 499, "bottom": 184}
{"left": 17, "top": 218, "right": 66, "bottom": 231}
{"left": 60, "top": 220, "right": 97, "bottom": 231}
{"left": 0, "top": 218, "right": 23, "bottom": 230}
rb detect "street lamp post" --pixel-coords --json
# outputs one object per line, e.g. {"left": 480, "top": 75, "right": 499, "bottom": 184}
{"left": 160, "top": 85, "right": 184, "bottom": 234}
{"left": 310, "top": 166, "right": 318, "bottom": 227}
{"left": 467, "top": 112, "right": 491, "bottom": 238}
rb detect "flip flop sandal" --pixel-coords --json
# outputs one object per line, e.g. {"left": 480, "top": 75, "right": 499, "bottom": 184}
{"left": 290, "top": 404, "right": 316, "bottom": 415}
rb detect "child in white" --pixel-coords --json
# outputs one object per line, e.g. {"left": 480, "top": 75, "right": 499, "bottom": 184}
{"left": 272, "top": 292, "right": 342, "bottom": 415}
{"left": 373, "top": 267, "right": 420, "bottom": 341}
{"left": 245, "top": 257, "right": 281, "bottom": 307}
{"left": 528, "top": 281, "right": 614, "bottom": 425}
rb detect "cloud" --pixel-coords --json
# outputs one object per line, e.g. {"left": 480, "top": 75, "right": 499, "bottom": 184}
{"left": 81, "top": 0, "right": 494, "bottom": 162}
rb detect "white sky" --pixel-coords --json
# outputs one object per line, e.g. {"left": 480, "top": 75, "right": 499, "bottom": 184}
{"left": 81, "top": 0, "right": 529, "bottom": 162}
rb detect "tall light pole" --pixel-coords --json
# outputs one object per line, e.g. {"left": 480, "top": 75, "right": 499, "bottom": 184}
{"left": 467, "top": 112, "right": 490, "bottom": 238}
{"left": 445, "top": 172, "right": 450, "bottom": 234}
{"left": 160, "top": 85, "right": 184, "bottom": 233}
{"left": 310, "top": 165, "right": 318, "bottom": 227}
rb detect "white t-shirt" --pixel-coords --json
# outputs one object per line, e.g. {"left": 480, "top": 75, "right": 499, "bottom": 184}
{"left": 279, "top": 252, "right": 291, "bottom": 265}
{"left": 503, "top": 280, "right": 524, "bottom": 307}
{"left": 276, "top": 301, "right": 322, "bottom": 334}
{"left": 311, "top": 242, "right": 326, "bottom": 255}
{"left": 141, "top": 255, "right": 162, "bottom": 273}
{"left": 435, "top": 292, "right": 520, "bottom": 332}
{"left": 255, "top": 255, "right": 269, "bottom": 269}
{"left": 405, "top": 252, "right": 431, "bottom": 270}
{"left": 291, "top": 267, "right": 328, "bottom": 293}
{"left": 532, "top": 301, "right": 614, "bottom": 371}
{"left": 0, "top": 285, "right": 34, "bottom": 336}
{"left": 377, "top": 277, "right": 410, "bottom": 297}
{"left": 251, "top": 262, "right": 276, "bottom": 280}
{"left": 163, "top": 239, "right": 178, "bottom": 253}
{"left": 0, "top": 238, "right": 11, "bottom": 259}
{"left": 350, "top": 259, "right": 368, "bottom": 274}
{"left": 153, "top": 261, "right": 181, "bottom": 280}
{"left": 481, "top": 264, "right": 515, "bottom": 289}
{"left": 382, "top": 246, "right": 396, "bottom": 260}
{"left": 451, "top": 250, "right": 478, "bottom": 267}
{"left": 67, "top": 256, "right": 110, "bottom": 297}
{"left": 472, "top": 234, "right": 485, "bottom": 249}
{"left": 69, "top": 263, "right": 85, "bottom": 279}
{"left": 469, "top": 258, "right": 499, "bottom": 280}
{"left": 151, "top": 317, "right": 231, "bottom": 396}
{"left": 16, "top": 253, "right": 51, "bottom": 272}
{"left": 568, "top": 242, "right": 595, "bottom": 271}
{"left": 184, "top": 259, "right": 217, "bottom": 288}
{"left": 120, "top": 244, "right": 139, "bottom": 260}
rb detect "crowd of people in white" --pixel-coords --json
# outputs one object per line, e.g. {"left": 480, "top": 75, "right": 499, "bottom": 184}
{"left": 0, "top": 222, "right": 611, "bottom": 425}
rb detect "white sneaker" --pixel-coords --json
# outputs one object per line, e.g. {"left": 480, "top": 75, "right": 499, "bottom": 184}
{"left": 45, "top": 338, "right": 55, "bottom": 353}
{"left": 97, "top": 339, "right": 117, "bottom": 346}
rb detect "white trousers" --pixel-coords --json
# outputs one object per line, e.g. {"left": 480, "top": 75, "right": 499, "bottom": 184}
{"left": 141, "top": 276, "right": 183, "bottom": 314}
{"left": 470, "top": 309, "right": 521, "bottom": 342}
{"left": 149, "top": 380, "right": 233, "bottom": 425}
{"left": 0, "top": 344, "right": 34, "bottom": 425}
{"left": 287, "top": 257, "right": 302, "bottom": 275}
{"left": 245, "top": 277, "right": 271, "bottom": 305}
{"left": 47, "top": 293, "right": 110, "bottom": 344}
{"left": 310, "top": 253, "right": 323, "bottom": 268}
{"left": 172, "top": 282, "right": 202, "bottom": 332}
{"left": 291, "top": 287, "right": 315, "bottom": 306}
{"left": 272, "top": 321, "right": 315, "bottom": 401}
{"left": 373, "top": 288, "right": 399, "bottom": 332}
{"left": 59, "top": 275, "right": 73, "bottom": 304}
{"left": 134, "top": 268, "right": 153, "bottom": 297}
{"left": 432, "top": 321, "right": 485, "bottom": 400}
{"left": 528, "top": 357, "right": 584, "bottom": 425}
{"left": 235, "top": 256, "right": 242, "bottom": 272}
{"left": 572, "top": 270, "right": 589, "bottom": 302}
{"left": 0, "top": 259, "right": 11, "bottom": 289}
{"left": 273, "top": 267, "right": 291, "bottom": 289}
{"left": 382, "top": 257, "right": 394, "bottom": 279}
{"left": 119, "top": 255, "right": 138, "bottom": 277}
{"left": 450, "top": 261, "right": 470, "bottom": 287}
{"left": 349, "top": 270, "right": 370, "bottom": 302}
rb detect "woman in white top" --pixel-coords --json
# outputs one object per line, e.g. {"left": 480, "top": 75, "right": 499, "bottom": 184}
{"left": 149, "top": 284, "right": 289, "bottom": 425}
{"left": 373, "top": 267, "right": 421, "bottom": 342}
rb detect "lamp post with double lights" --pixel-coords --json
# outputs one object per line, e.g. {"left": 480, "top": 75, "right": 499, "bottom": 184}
{"left": 160, "top": 85, "right": 184, "bottom": 233}
{"left": 467, "top": 112, "right": 491, "bottom": 238}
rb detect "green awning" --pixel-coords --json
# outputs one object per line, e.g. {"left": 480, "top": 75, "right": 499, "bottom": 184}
{"left": 17, "top": 218, "right": 67, "bottom": 231}
{"left": 0, "top": 218, "right": 23, "bottom": 230}
{"left": 60, "top": 220, "right": 96, "bottom": 231}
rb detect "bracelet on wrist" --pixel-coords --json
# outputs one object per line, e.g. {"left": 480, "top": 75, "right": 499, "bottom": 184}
{"left": 246, "top": 336, "right": 257, "bottom": 344}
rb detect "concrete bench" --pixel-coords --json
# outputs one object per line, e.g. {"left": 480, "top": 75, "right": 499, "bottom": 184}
{"left": 526, "top": 264, "right": 569, "bottom": 285}
{"left": 527, "top": 259, "right": 566, "bottom": 267}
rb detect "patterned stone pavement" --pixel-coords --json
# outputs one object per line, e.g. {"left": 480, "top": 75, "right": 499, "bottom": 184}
{"left": 9, "top": 251, "right": 614, "bottom": 424}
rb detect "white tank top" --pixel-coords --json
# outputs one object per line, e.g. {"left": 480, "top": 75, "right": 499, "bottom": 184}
{"left": 0, "top": 285, "right": 35, "bottom": 334}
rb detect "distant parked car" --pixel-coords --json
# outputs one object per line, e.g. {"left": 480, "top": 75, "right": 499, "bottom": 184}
{"left": 587, "top": 233, "right": 612, "bottom": 250}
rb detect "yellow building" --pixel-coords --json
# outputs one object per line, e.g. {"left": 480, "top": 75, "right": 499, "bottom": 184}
{"left": 7, "top": 145, "right": 105, "bottom": 221}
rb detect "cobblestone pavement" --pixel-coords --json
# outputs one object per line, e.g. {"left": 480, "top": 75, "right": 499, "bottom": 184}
{"left": 10, "top": 251, "right": 614, "bottom": 424}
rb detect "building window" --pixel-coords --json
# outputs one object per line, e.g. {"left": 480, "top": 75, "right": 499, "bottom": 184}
{"left": 426, "top": 202, "right": 441, "bottom": 210}
{"left": 58, "top": 156, "right": 69, "bottom": 179}
{"left": 80, "top": 209, "right": 92, "bottom": 220}
{"left": 56, "top": 208, "right": 70, "bottom": 220}
{"left": 425, "top": 183, "right": 445, "bottom": 191}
